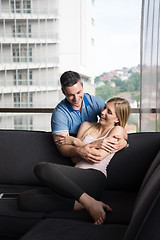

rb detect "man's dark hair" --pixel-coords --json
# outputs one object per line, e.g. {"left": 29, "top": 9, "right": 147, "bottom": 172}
{"left": 60, "top": 71, "right": 82, "bottom": 89}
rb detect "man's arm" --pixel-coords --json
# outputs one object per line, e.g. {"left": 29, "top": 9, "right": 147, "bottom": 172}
{"left": 53, "top": 121, "right": 104, "bottom": 163}
{"left": 53, "top": 133, "right": 102, "bottom": 163}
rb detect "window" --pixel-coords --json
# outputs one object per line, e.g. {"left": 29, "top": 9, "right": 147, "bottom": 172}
{"left": 12, "top": 24, "right": 31, "bottom": 38}
{"left": 13, "top": 70, "right": 32, "bottom": 85}
{"left": 140, "top": 0, "right": 160, "bottom": 131}
{"left": 11, "top": 1, "right": 21, "bottom": 13}
{"left": 14, "top": 115, "right": 33, "bottom": 130}
{"left": 14, "top": 92, "right": 33, "bottom": 107}
{"left": 23, "top": 0, "right": 31, "bottom": 13}
{"left": 13, "top": 47, "right": 32, "bottom": 62}
{"left": 13, "top": 93, "right": 20, "bottom": 107}
{"left": 13, "top": 47, "right": 19, "bottom": 62}
{"left": 11, "top": 0, "right": 31, "bottom": 14}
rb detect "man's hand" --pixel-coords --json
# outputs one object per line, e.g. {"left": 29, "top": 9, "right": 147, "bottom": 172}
{"left": 76, "top": 145, "right": 103, "bottom": 163}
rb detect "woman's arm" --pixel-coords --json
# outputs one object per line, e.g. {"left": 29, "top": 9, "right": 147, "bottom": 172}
{"left": 89, "top": 126, "right": 127, "bottom": 160}
{"left": 57, "top": 122, "right": 95, "bottom": 163}
{"left": 90, "top": 127, "right": 127, "bottom": 154}
{"left": 57, "top": 135, "right": 85, "bottom": 147}
{"left": 56, "top": 121, "right": 93, "bottom": 147}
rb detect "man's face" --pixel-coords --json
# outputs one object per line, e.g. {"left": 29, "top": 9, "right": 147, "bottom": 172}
{"left": 63, "top": 81, "right": 84, "bottom": 109}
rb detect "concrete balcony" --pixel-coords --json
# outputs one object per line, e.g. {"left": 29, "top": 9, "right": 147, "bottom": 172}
{"left": 0, "top": 85, "right": 60, "bottom": 94}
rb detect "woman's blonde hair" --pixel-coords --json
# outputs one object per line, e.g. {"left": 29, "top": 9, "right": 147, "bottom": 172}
{"left": 107, "top": 97, "right": 130, "bottom": 128}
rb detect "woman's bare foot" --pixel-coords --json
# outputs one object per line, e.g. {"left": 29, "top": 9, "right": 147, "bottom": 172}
{"left": 78, "top": 193, "right": 112, "bottom": 225}
{"left": 87, "top": 198, "right": 112, "bottom": 225}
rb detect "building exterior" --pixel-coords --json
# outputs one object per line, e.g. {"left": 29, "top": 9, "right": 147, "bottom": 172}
{"left": 0, "top": 0, "right": 95, "bottom": 130}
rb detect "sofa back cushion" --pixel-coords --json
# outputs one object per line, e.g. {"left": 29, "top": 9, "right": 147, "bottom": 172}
{"left": 105, "top": 132, "right": 160, "bottom": 191}
{"left": 123, "top": 164, "right": 160, "bottom": 240}
{"left": 138, "top": 150, "right": 160, "bottom": 196}
{"left": 0, "top": 130, "right": 73, "bottom": 185}
{"left": 0, "top": 130, "right": 160, "bottom": 190}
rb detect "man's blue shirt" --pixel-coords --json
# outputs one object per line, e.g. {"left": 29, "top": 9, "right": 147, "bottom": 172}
{"left": 51, "top": 93, "right": 105, "bottom": 136}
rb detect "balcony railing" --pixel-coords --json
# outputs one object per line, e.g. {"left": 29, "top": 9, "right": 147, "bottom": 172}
{"left": 0, "top": 56, "right": 59, "bottom": 65}
{"left": 0, "top": 32, "right": 59, "bottom": 41}
{"left": 1, "top": 108, "right": 159, "bottom": 113}
{"left": 0, "top": 8, "right": 58, "bottom": 16}
{"left": 0, "top": 108, "right": 159, "bottom": 132}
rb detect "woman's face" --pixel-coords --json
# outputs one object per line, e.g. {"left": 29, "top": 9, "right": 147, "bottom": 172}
{"left": 99, "top": 102, "right": 118, "bottom": 125}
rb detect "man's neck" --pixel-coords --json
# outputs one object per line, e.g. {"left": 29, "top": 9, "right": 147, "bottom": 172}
{"left": 72, "top": 103, "right": 83, "bottom": 111}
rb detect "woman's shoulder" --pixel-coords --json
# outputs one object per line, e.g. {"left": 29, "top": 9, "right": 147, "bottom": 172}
{"left": 77, "top": 122, "right": 95, "bottom": 139}
{"left": 109, "top": 126, "right": 127, "bottom": 138}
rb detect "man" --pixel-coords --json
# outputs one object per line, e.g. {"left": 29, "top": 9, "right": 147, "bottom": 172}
{"left": 51, "top": 71, "right": 127, "bottom": 163}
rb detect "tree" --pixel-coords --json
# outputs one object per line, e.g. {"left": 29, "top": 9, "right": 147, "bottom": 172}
{"left": 95, "top": 85, "right": 118, "bottom": 101}
{"left": 95, "top": 71, "right": 140, "bottom": 102}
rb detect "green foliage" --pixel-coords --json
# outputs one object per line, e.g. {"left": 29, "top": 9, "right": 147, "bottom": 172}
{"left": 127, "top": 72, "right": 140, "bottom": 91}
{"left": 95, "top": 71, "right": 141, "bottom": 132}
{"left": 94, "top": 76, "right": 100, "bottom": 83}
{"left": 131, "top": 92, "right": 140, "bottom": 104}
{"left": 95, "top": 72, "right": 140, "bottom": 103}
{"left": 95, "top": 85, "right": 118, "bottom": 101}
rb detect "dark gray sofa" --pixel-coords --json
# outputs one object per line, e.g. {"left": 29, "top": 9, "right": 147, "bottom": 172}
{"left": 0, "top": 130, "right": 160, "bottom": 240}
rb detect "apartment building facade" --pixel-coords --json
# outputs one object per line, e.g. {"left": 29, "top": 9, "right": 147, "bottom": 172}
{"left": 0, "top": 0, "right": 95, "bottom": 130}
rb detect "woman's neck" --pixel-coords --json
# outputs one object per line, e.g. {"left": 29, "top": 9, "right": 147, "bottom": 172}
{"left": 90, "top": 123, "right": 114, "bottom": 139}
{"left": 99, "top": 124, "right": 114, "bottom": 135}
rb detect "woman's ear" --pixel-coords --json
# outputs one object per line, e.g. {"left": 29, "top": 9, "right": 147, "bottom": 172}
{"left": 114, "top": 118, "right": 119, "bottom": 124}
{"left": 114, "top": 118, "right": 120, "bottom": 125}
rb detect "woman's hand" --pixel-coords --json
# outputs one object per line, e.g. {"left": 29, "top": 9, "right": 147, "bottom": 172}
{"left": 90, "top": 135, "right": 127, "bottom": 153}
{"left": 54, "top": 133, "right": 75, "bottom": 145}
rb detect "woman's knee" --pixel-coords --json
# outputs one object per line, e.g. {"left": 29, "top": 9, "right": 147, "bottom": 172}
{"left": 34, "top": 162, "right": 53, "bottom": 179}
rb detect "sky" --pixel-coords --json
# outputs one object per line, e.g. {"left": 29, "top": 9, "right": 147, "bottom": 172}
{"left": 94, "top": 0, "right": 142, "bottom": 75}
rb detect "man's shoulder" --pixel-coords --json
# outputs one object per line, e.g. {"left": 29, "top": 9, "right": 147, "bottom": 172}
{"left": 53, "top": 99, "right": 68, "bottom": 113}
{"left": 55, "top": 99, "right": 66, "bottom": 109}
{"left": 84, "top": 93, "right": 105, "bottom": 106}
{"left": 52, "top": 99, "right": 69, "bottom": 119}
{"left": 84, "top": 93, "right": 96, "bottom": 100}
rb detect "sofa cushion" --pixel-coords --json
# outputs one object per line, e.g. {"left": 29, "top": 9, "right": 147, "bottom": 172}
{"left": 123, "top": 164, "right": 160, "bottom": 240}
{"left": 0, "top": 198, "right": 44, "bottom": 239}
{"left": 105, "top": 132, "right": 160, "bottom": 191}
{"left": 0, "top": 130, "right": 160, "bottom": 189}
{"left": 0, "top": 130, "right": 73, "bottom": 185}
{"left": 101, "top": 190, "right": 137, "bottom": 224}
{"left": 44, "top": 190, "right": 137, "bottom": 225}
{"left": 138, "top": 150, "right": 160, "bottom": 196}
{"left": 19, "top": 218, "right": 128, "bottom": 240}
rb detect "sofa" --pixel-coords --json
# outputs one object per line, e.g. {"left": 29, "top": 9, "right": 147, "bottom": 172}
{"left": 0, "top": 129, "right": 160, "bottom": 240}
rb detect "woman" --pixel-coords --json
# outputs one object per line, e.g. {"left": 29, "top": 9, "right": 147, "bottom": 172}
{"left": 18, "top": 97, "right": 130, "bottom": 225}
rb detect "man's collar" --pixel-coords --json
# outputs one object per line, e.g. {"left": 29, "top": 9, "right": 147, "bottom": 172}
{"left": 65, "top": 93, "right": 89, "bottom": 112}
{"left": 83, "top": 93, "right": 89, "bottom": 107}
